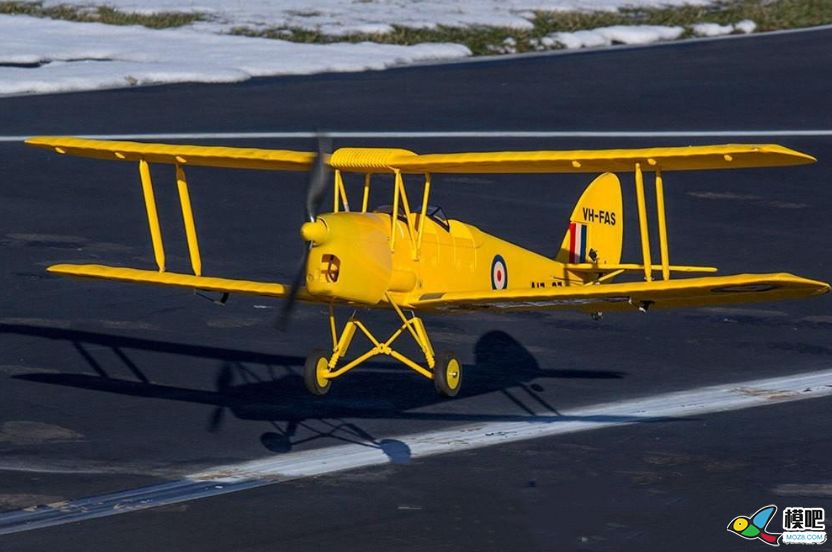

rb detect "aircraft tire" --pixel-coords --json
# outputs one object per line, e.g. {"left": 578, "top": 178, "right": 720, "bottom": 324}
{"left": 304, "top": 349, "right": 332, "bottom": 396}
{"left": 434, "top": 352, "right": 462, "bottom": 397}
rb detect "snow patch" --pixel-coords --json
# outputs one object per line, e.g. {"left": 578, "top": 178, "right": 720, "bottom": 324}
{"left": 691, "top": 20, "right": 758, "bottom": 37}
{"left": 0, "top": 0, "right": 763, "bottom": 96}
{"left": 691, "top": 22, "right": 735, "bottom": 37}
{"left": 735, "top": 19, "right": 757, "bottom": 34}
{"left": 548, "top": 24, "right": 684, "bottom": 49}
{"left": 0, "top": 15, "right": 470, "bottom": 95}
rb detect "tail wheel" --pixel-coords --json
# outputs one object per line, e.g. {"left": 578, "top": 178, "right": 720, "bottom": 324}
{"left": 304, "top": 349, "right": 332, "bottom": 396}
{"left": 434, "top": 352, "right": 462, "bottom": 397}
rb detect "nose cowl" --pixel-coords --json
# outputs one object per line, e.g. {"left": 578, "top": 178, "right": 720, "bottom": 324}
{"left": 300, "top": 220, "right": 328, "bottom": 245}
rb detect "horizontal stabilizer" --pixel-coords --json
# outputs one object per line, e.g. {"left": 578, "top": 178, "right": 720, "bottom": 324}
{"left": 411, "top": 273, "right": 829, "bottom": 312}
{"left": 47, "top": 264, "right": 309, "bottom": 300}
{"left": 26, "top": 137, "right": 316, "bottom": 172}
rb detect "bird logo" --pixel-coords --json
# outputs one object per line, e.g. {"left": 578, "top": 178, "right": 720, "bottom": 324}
{"left": 728, "top": 505, "right": 782, "bottom": 546}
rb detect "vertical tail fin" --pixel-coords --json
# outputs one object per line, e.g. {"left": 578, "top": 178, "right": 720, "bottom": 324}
{"left": 556, "top": 172, "right": 623, "bottom": 277}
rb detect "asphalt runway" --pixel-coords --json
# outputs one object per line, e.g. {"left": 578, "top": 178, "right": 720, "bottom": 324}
{"left": 1, "top": 28, "right": 832, "bottom": 551}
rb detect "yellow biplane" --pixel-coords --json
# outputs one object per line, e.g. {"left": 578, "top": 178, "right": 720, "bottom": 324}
{"left": 25, "top": 136, "right": 830, "bottom": 397}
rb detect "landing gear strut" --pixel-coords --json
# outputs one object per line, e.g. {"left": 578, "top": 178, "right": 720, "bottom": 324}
{"left": 303, "top": 296, "right": 462, "bottom": 397}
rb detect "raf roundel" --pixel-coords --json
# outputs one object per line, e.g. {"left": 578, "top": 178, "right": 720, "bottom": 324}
{"left": 491, "top": 255, "right": 508, "bottom": 290}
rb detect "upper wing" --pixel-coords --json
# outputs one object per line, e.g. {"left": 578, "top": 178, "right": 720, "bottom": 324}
{"left": 409, "top": 273, "right": 829, "bottom": 312}
{"left": 27, "top": 138, "right": 814, "bottom": 175}
{"left": 381, "top": 144, "right": 815, "bottom": 174}
{"left": 25, "top": 136, "right": 316, "bottom": 171}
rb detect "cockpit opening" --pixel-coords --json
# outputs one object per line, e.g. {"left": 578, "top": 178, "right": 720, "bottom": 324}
{"left": 374, "top": 204, "right": 450, "bottom": 231}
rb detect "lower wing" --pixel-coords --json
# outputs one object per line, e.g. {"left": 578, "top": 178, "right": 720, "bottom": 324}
{"left": 47, "top": 264, "right": 315, "bottom": 301}
{"left": 409, "top": 273, "right": 829, "bottom": 312}
{"left": 48, "top": 265, "right": 829, "bottom": 313}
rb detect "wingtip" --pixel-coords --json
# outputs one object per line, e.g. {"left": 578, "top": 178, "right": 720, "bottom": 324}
{"left": 793, "top": 149, "right": 817, "bottom": 164}
{"left": 765, "top": 143, "right": 817, "bottom": 164}
{"left": 47, "top": 263, "right": 80, "bottom": 275}
{"left": 24, "top": 135, "right": 64, "bottom": 147}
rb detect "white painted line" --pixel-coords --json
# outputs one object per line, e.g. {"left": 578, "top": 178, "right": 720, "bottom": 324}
{"left": 773, "top": 483, "right": 832, "bottom": 498}
{"left": 3, "top": 130, "right": 832, "bottom": 143}
{"left": 2, "top": 367, "right": 832, "bottom": 535}
{"left": 193, "top": 368, "right": 832, "bottom": 482}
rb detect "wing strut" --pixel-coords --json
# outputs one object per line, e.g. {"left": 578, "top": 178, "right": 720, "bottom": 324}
{"left": 138, "top": 159, "right": 204, "bottom": 276}
{"left": 634, "top": 162, "right": 673, "bottom": 282}
{"left": 361, "top": 173, "right": 372, "bottom": 212}
{"left": 634, "top": 162, "right": 652, "bottom": 281}
{"left": 333, "top": 169, "right": 350, "bottom": 213}
{"left": 176, "top": 164, "right": 202, "bottom": 276}
{"left": 139, "top": 160, "right": 166, "bottom": 272}
{"left": 655, "top": 167, "right": 671, "bottom": 281}
{"left": 416, "top": 173, "right": 432, "bottom": 259}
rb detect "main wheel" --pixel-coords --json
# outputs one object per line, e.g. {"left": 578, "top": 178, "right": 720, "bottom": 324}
{"left": 303, "top": 349, "right": 332, "bottom": 396}
{"left": 433, "top": 352, "right": 462, "bottom": 397}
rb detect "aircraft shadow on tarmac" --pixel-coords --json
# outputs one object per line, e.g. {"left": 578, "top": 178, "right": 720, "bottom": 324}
{"left": 3, "top": 323, "right": 687, "bottom": 461}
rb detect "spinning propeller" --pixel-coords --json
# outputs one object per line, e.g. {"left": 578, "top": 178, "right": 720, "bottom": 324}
{"left": 276, "top": 135, "right": 331, "bottom": 330}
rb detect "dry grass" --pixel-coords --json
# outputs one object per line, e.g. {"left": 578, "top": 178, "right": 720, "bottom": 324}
{"left": 0, "top": 1, "right": 205, "bottom": 28}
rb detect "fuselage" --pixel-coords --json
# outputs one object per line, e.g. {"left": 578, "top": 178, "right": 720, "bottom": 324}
{"left": 303, "top": 211, "right": 584, "bottom": 309}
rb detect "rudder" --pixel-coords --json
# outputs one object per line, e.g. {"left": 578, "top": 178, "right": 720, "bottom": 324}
{"left": 556, "top": 172, "right": 623, "bottom": 271}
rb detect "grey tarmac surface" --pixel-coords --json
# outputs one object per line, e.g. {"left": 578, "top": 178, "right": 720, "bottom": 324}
{"left": 1, "top": 28, "right": 832, "bottom": 551}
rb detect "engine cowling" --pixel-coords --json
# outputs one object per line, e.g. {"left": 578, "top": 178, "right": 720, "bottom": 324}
{"left": 302, "top": 212, "right": 393, "bottom": 304}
